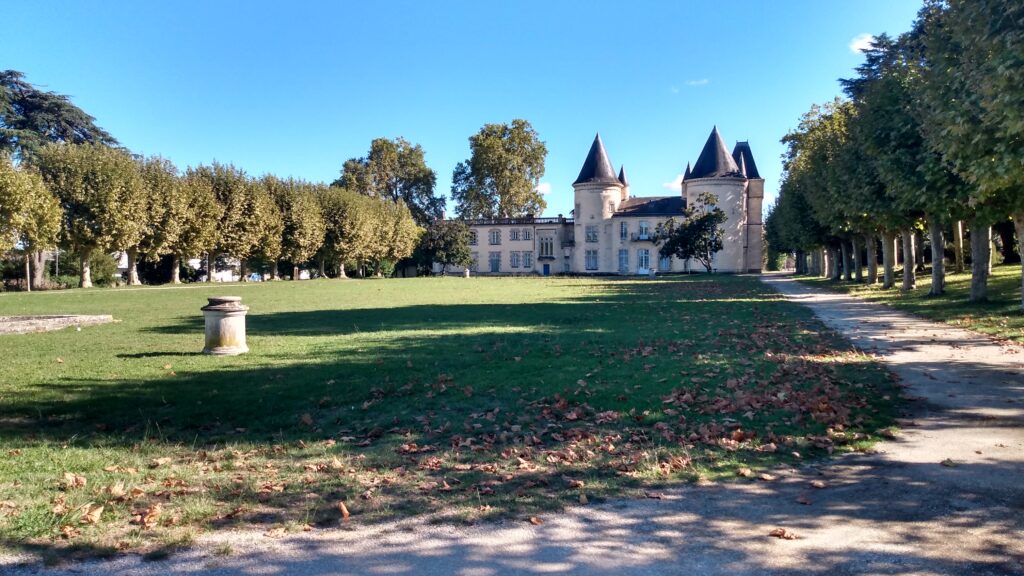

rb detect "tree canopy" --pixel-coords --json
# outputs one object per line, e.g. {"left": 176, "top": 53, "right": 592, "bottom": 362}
{"left": 655, "top": 191, "right": 726, "bottom": 273}
{"left": 451, "top": 119, "right": 547, "bottom": 219}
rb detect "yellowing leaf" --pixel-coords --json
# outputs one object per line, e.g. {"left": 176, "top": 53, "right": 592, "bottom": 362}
{"left": 768, "top": 527, "right": 799, "bottom": 540}
{"left": 80, "top": 503, "right": 104, "bottom": 525}
{"left": 528, "top": 516, "right": 543, "bottom": 525}
{"left": 62, "top": 472, "right": 87, "bottom": 489}
{"left": 338, "top": 501, "right": 350, "bottom": 523}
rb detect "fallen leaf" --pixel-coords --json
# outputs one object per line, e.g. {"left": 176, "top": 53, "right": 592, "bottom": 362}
{"left": 329, "top": 456, "right": 344, "bottom": 470}
{"left": 940, "top": 458, "right": 959, "bottom": 468}
{"left": 758, "top": 473, "right": 777, "bottom": 482}
{"left": 529, "top": 516, "right": 543, "bottom": 525}
{"left": 264, "top": 527, "right": 286, "bottom": 538}
{"left": 736, "top": 467, "right": 753, "bottom": 478}
{"left": 59, "top": 525, "right": 80, "bottom": 539}
{"left": 80, "top": 504, "right": 104, "bottom": 525}
{"left": 149, "top": 457, "right": 172, "bottom": 468}
{"left": 809, "top": 480, "right": 827, "bottom": 489}
{"left": 644, "top": 491, "right": 665, "bottom": 499}
{"left": 338, "top": 501, "right": 350, "bottom": 523}
{"left": 131, "top": 503, "right": 162, "bottom": 529}
{"left": 796, "top": 494, "right": 811, "bottom": 505}
{"left": 300, "top": 413, "right": 314, "bottom": 427}
{"left": 62, "top": 472, "right": 87, "bottom": 490}
{"left": 579, "top": 493, "right": 588, "bottom": 505}
{"left": 768, "top": 527, "right": 799, "bottom": 540}
{"left": 56, "top": 357, "right": 64, "bottom": 364}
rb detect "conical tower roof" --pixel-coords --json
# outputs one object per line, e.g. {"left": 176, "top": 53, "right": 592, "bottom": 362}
{"left": 731, "top": 141, "right": 761, "bottom": 179}
{"left": 689, "top": 126, "right": 742, "bottom": 179}
{"left": 683, "top": 162, "right": 692, "bottom": 180}
{"left": 618, "top": 165, "right": 629, "bottom": 186}
{"left": 573, "top": 134, "right": 619, "bottom": 185}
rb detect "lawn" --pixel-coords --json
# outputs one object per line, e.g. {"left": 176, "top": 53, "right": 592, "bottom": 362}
{"left": 0, "top": 275, "right": 899, "bottom": 561}
{"left": 800, "top": 264, "right": 1024, "bottom": 344}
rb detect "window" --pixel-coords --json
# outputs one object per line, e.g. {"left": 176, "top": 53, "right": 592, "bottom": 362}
{"left": 489, "top": 252, "right": 501, "bottom": 272}
{"left": 469, "top": 230, "right": 478, "bottom": 246}
{"left": 638, "top": 221, "right": 650, "bottom": 240}
{"left": 488, "top": 229, "right": 501, "bottom": 245}
{"left": 618, "top": 249, "right": 629, "bottom": 273}
{"left": 637, "top": 249, "right": 650, "bottom": 271}
{"left": 564, "top": 259, "right": 571, "bottom": 273}
{"left": 470, "top": 253, "right": 479, "bottom": 272}
{"left": 522, "top": 228, "right": 532, "bottom": 241}
{"left": 659, "top": 255, "right": 671, "bottom": 271}
{"left": 510, "top": 251, "right": 521, "bottom": 268}
{"left": 607, "top": 201, "right": 614, "bottom": 214}
{"left": 585, "top": 225, "right": 598, "bottom": 243}
{"left": 523, "top": 251, "right": 533, "bottom": 268}
{"left": 585, "top": 250, "right": 599, "bottom": 270}
{"left": 620, "top": 222, "right": 628, "bottom": 240}
{"left": 510, "top": 229, "right": 520, "bottom": 241}
{"left": 539, "top": 237, "right": 554, "bottom": 258}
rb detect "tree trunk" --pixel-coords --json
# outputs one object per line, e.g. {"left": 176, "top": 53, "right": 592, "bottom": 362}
{"left": 829, "top": 247, "right": 842, "bottom": 281}
{"left": 270, "top": 261, "right": 279, "bottom": 280}
{"left": 953, "top": 220, "right": 965, "bottom": 273}
{"left": 292, "top": 265, "right": 300, "bottom": 280}
{"left": 928, "top": 217, "right": 945, "bottom": 296}
{"left": 969, "top": 220, "right": 990, "bottom": 302}
{"left": 1015, "top": 215, "right": 1024, "bottom": 312}
{"left": 206, "top": 253, "right": 214, "bottom": 283}
{"left": 170, "top": 255, "right": 181, "bottom": 284}
{"left": 239, "top": 259, "right": 248, "bottom": 282}
{"left": 866, "top": 234, "right": 878, "bottom": 285}
{"left": 881, "top": 231, "right": 895, "bottom": 289}
{"left": 318, "top": 257, "right": 326, "bottom": 278}
{"left": 852, "top": 236, "right": 863, "bottom": 282}
{"left": 126, "top": 247, "right": 141, "bottom": 285}
{"left": 901, "top": 229, "right": 916, "bottom": 291}
{"left": 24, "top": 254, "right": 31, "bottom": 292}
{"left": 338, "top": 261, "right": 347, "bottom": 279}
{"left": 31, "top": 251, "right": 46, "bottom": 288}
{"left": 840, "top": 241, "right": 852, "bottom": 281}
{"left": 80, "top": 253, "right": 93, "bottom": 288}
{"left": 915, "top": 231, "right": 926, "bottom": 273}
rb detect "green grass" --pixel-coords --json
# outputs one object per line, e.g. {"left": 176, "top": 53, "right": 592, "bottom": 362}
{"left": 0, "top": 275, "right": 899, "bottom": 558}
{"left": 800, "top": 264, "right": 1024, "bottom": 343}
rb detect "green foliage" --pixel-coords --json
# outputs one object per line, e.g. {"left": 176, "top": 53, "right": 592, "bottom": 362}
{"left": 451, "top": 119, "right": 547, "bottom": 219}
{"left": 57, "top": 248, "right": 120, "bottom": 287}
{"left": 655, "top": 191, "right": 726, "bottom": 273}
{"left": 417, "top": 220, "right": 472, "bottom": 273}
{"left": 0, "top": 70, "right": 118, "bottom": 161}
{"left": 0, "top": 154, "right": 60, "bottom": 254}
{"left": 333, "top": 137, "right": 442, "bottom": 226}
{"left": 137, "top": 156, "right": 190, "bottom": 261}
{"left": 265, "top": 176, "right": 327, "bottom": 267}
{"left": 34, "top": 143, "right": 145, "bottom": 286}
{"left": 188, "top": 162, "right": 262, "bottom": 261}
{"left": 168, "top": 169, "right": 222, "bottom": 262}
{"left": 245, "top": 178, "right": 284, "bottom": 263}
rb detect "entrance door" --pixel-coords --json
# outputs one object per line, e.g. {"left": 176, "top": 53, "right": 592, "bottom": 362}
{"left": 542, "top": 263, "right": 550, "bottom": 276}
{"left": 637, "top": 249, "right": 650, "bottom": 275}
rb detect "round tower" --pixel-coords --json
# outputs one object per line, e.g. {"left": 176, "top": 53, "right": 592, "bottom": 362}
{"left": 572, "top": 134, "right": 623, "bottom": 273}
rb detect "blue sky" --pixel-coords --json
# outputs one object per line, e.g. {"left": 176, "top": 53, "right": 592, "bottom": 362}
{"left": 3, "top": 1, "right": 921, "bottom": 217}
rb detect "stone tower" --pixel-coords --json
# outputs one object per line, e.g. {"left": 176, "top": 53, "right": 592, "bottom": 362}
{"left": 681, "top": 127, "right": 763, "bottom": 273}
{"left": 572, "top": 134, "right": 623, "bottom": 273}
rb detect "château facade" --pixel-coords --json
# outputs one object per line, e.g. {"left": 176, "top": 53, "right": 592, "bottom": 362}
{"left": 461, "top": 127, "right": 764, "bottom": 275}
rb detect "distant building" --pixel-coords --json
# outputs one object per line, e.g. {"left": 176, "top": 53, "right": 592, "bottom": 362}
{"left": 460, "top": 127, "right": 764, "bottom": 275}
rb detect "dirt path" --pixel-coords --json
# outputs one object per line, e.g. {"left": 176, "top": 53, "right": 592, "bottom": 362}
{"left": 6, "top": 275, "right": 1023, "bottom": 575}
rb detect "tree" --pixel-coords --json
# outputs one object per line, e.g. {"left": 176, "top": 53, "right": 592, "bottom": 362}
{"left": 188, "top": 163, "right": 262, "bottom": 282}
{"left": 367, "top": 198, "right": 420, "bottom": 276}
{"left": 242, "top": 178, "right": 284, "bottom": 280}
{"left": 332, "top": 137, "right": 443, "bottom": 226}
{"left": 451, "top": 119, "right": 547, "bottom": 219}
{"left": 918, "top": 0, "right": 1024, "bottom": 307}
{"left": 35, "top": 143, "right": 146, "bottom": 288}
{"left": 165, "top": 170, "right": 222, "bottom": 284}
{"left": 0, "top": 70, "right": 118, "bottom": 161}
{"left": 316, "top": 186, "right": 375, "bottom": 278}
{"left": 417, "top": 220, "right": 471, "bottom": 275}
{"left": 655, "top": 192, "right": 726, "bottom": 273}
{"left": 0, "top": 154, "right": 60, "bottom": 290}
{"left": 128, "top": 156, "right": 190, "bottom": 285}
{"left": 265, "top": 176, "right": 326, "bottom": 279}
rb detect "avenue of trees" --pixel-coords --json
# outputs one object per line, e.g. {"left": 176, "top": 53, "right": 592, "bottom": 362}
{"left": 766, "top": 0, "right": 1024, "bottom": 309}
{"left": 1, "top": 69, "right": 545, "bottom": 289}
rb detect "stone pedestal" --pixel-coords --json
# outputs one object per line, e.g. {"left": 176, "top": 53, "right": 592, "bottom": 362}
{"left": 463, "top": 268, "right": 470, "bottom": 278}
{"left": 201, "top": 296, "right": 249, "bottom": 355}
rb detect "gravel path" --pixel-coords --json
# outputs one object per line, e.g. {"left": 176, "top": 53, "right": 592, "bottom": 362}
{"left": 5, "top": 275, "right": 1023, "bottom": 575}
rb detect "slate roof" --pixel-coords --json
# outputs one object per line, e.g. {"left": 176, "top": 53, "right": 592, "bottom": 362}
{"left": 689, "top": 126, "right": 743, "bottom": 179}
{"left": 612, "top": 196, "right": 685, "bottom": 217}
{"left": 731, "top": 141, "right": 761, "bottom": 179}
{"left": 573, "top": 133, "right": 620, "bottom": 185}
{"left": 618, "top": 165, "right": 629, "bottom": 186}
{"left": 683, "top": 162, "right": 692, "bottom": 180}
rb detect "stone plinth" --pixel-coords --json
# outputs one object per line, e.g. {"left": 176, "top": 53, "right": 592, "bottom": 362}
{"left": 201, "top": 296, "right": 249, "bottom": 356}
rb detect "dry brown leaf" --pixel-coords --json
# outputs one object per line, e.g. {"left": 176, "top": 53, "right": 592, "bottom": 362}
{"left": 51, "top": 495, "right": 69, "bottom": 515}
{"left": 809, "top": 480, "right": 827, "bottom": 489}
{"left": 338, "top": 501, "right": 350, "bottom": 523}
{"left": 56, "top": 357, "right": 64, "bottom": 364}
{"left": 768, "top": 527, "right": 799, "bottom": 540}
{"left": 528, "top": 516, "right": 543, "bottom": 525}
{"left": 736, "top": 467, "right": 753, "bottom": 478}
{"left": 300, "top": 413, "right": 314, "bottom": 427}
{"left": 940, "top": 458, "right": 959, "bottom": 468}
{"left": 264, "top": 527, "right": 286, "bottom": 538}
{"left": 579, "top": 493, "right": 588, "bottom": 505}
{"left": 62, "top": 472, "right": 87, "bottom": 490}
{"left": 80, "top": 504, "right": 104, "bottom": 525}
{"left": 329, "top": 456, "right": 344, "bottom": 470}
{"left": 149, "top": 457, "right": 172, "bottom": 468}
{"left": 132, "top": 503, "right": 162, "bottom": 529}
{"left": 106, "top": 481, "right": 126, "bottom": 499}
{"left": 758, "top": 473, "right": 777, "bottom": 482}
{"left": 59, "top": 525, "right": 80, "bottom": 539}
{"left": 796, "top": 494, "right": 812, "bottom": 505}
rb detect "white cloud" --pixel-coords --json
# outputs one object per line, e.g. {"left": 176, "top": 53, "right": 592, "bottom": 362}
{"left": 662, "top": 174, "right": 684, "bottom": 191}
{"left": 535, "top": 182, "right": 552, "bottom": 195}
{"left": 670, "top": 86, "right": 680, "bottom": 94}
{"left": 849, "top": 33, "right": 875, "bottom": 53}
{"left": 686, "top": 79, "right": 709, "bottom": 86}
